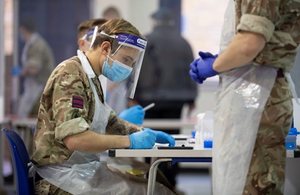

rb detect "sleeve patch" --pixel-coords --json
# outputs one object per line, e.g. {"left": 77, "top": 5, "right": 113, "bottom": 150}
{"left": 72, "top": 95, "right": 84, "bottom": 109}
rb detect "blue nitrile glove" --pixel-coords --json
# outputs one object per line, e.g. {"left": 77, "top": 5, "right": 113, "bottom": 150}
{"left": 119, "top": 105, "right": 145, "bottom": 125}
{"left": 189, "top": 51, "right": 218, "bottom": 84}
{"left": 129, "top": 129, "right": 156, "bottom": 149}
{"left": 11, "top": 66, "right": 22, "bottom": 77}
{"left": 189, "top": 59, "right": 207, "bottom": 84}
{"left": 145, "top": 128, "right": 176, "bottom": 147}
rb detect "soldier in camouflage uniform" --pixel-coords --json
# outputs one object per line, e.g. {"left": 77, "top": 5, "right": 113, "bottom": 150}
{"left": 32, "top": 19, "right": 175, "bottom": 195}
{"left": 189, "top": 0, "right": 300, "bottom": 194}
{"left": 236, "top": 1, "right": 299, "bottom": 194}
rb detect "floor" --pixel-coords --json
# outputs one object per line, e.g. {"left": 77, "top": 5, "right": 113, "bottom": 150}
{"left": 176, "top": 168, "right": 212, "bottom": 195}
{"left": 1, "top": 167, "right": 212, "bottom": 195}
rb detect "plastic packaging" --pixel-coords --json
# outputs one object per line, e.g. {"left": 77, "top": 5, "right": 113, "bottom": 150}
{"left": 285, "top": 128, "right": 299, "bottom": 150}
{"left": 202, "top": 111, "right": 214, "bottom": 148}
{"left": 194, "top": 111, "right": 214, "bottom": 149}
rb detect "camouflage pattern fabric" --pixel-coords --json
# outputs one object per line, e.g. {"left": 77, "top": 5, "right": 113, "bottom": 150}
{"left": 32, "top": 56, "right": 140, "bottom": 166}
{"left": 35, "top": 180, "right": 71, "bottom": 195}
{"left": 235, "top": 0, "right": 300, "bottom": 71}
{"left": 243, "top": 77, "right": 293, "bottom": 195}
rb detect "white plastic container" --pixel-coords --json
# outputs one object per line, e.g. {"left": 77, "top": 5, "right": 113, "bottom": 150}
{"left": 194, "top": 111, "right": 214, "bottom": 149}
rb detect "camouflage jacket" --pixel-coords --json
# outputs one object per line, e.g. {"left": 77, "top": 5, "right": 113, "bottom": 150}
{"left": 32, "top": 56, "right": 140, "bottom": 166}
{"left": 235, "top": 0, "right": 300, "bottom": 71}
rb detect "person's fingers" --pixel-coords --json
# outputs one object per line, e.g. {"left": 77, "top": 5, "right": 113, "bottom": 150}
{"left": 167, "top": 135, "right": 175, "bottom": 147}
{"left": 135, "top": 105, "right": 143, "bottom": 110}
{"left": 190, "top": 59, "right": 199, "bottom": 72}
{"left": 189, "top": 70, "right": 198, "bottom": 80}
{"left": 190, "top": 70, "right": 205, "bottom": 84}
{"left": 198, "top": 51, "right": 214, "bottom": 59}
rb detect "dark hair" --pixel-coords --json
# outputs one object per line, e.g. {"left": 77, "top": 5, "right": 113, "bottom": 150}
{"left": 77, "top": 18, "right": 107, "bottom": 39}
{"left": 151, "top": 7, "right": 174, "bottom": 24}
{"left": 20, "top": 19, "right": 36, "bottom": 33}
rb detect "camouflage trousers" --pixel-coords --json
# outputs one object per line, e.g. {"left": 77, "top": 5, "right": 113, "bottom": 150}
{"left": 243, "top": 77, "right": 293, "bottom": 195}
{"left": 35, "top": 180, "right": 71, "bottom": 195}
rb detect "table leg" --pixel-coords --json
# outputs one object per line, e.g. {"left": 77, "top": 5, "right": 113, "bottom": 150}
{"left": 147, "top": 158, "right": 172, "bottom": 195}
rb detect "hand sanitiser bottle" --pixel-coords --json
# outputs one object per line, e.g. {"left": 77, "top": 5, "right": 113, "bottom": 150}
{"left": 194, "top": 113, "right": 204, "bottom": 149}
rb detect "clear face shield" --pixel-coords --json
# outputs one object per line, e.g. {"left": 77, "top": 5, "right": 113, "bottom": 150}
{"left": 89, "top": 26, "right": 147, "bottom": 98}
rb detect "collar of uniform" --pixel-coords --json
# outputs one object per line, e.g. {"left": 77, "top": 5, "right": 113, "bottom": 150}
{"left": 77, "top": 50, "right": 96, "bottom": 79}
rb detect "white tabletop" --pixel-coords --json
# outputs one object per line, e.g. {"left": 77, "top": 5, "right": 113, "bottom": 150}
{"left": 110, "top": 145, "right": 299, "bottom": 158}
{"left": 109, "top": 148, "right": 212, "bottom": 158}
{"left": 0, "top": 117, "right": 37, "bottom": 126}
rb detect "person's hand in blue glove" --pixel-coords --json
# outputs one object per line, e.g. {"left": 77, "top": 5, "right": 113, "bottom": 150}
{"left": 11, "top": 66, "right": 22, "bottom": 77}
{"left": 189, "top": 59, "right": 207, "bottom": 84}
{"left": 189, "top": 51, "right": 218, "bottom": 84}
{"left": 145, "top": 128, "right": 175, "bottom": 147}
{"left": 119, "top": 105, "right": 145, "bottom": 126}
{"left": 129, "top": 129, "right": 156, "bottom": 149}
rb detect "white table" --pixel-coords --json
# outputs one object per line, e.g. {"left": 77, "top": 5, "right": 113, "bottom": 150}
{"left": 109, "top": 146, "right": 212, "bottom": 195}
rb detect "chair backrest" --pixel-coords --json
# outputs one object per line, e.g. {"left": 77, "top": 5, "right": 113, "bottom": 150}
{"left": 2, "top": 128, "right": 34, "bottom": 195}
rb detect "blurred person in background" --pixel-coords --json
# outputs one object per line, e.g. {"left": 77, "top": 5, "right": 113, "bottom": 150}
{"left": 135, "top": 7, "right": 197, "bottom": 191}
{"left": 102, "top": 6, "right": 121, "bottom": 20}
{"left": 32, "top": 19, "right": 175, "bottom": 195}
{"left": 136, "top": 7, "right": 197, "bottom": 119}
{"left": 16, "top": 19, "right": 55, "bottom": 117}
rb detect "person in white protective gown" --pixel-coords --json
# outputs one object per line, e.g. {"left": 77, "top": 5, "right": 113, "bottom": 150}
{"left": 189, "top": 0, "right": 300, "bottom": 194}
{"left": 32, "top": 19, "right": 175, "bottom": 195}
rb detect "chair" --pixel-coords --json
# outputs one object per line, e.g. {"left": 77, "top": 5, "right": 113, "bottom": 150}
{"left": 2, "top": 128, "right": 34, "bottom": 195}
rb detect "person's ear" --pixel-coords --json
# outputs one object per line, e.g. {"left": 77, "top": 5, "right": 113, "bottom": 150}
{"left": 100, "top": 41, "right": 111, "bottom": 55}
{"left": 78, "top": 39, "right": 85, "bottom": 50}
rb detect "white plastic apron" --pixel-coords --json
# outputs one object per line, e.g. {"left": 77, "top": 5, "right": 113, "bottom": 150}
{"left": 212, "top": 1, "right": 277, "bottom": 194}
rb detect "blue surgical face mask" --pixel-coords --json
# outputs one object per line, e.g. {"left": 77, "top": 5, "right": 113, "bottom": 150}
{"left": 102, "top": 56, "right": 133, "bottom": 82}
